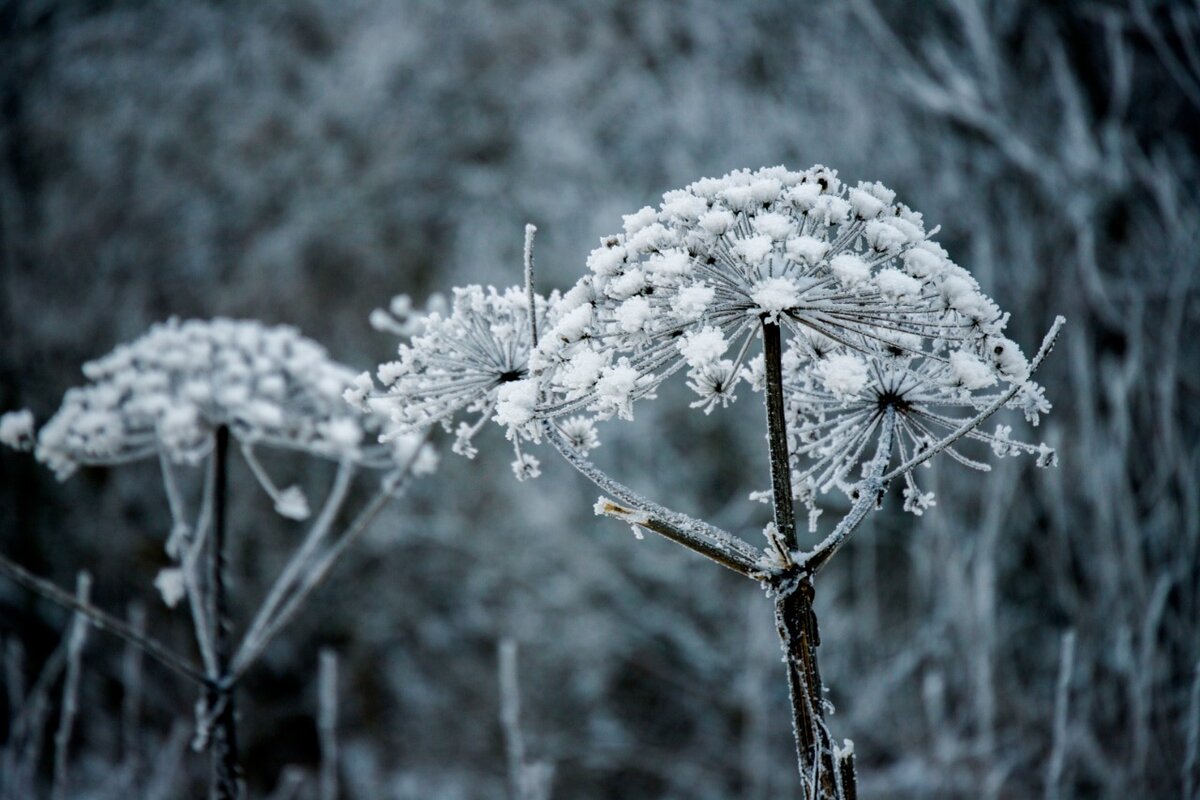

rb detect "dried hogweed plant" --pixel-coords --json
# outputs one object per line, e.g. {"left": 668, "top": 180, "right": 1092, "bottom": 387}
{"left": 1, "top": 318, "right": 435, "bottom": 800}
{"left": 377, "top": 166, "right": 1062, "bottom": 799}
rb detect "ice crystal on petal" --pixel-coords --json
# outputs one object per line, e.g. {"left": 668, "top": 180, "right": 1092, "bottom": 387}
{"left": 0, "top": 410, "right": 36, "bottom": 451}
{"left": 154, "top": 568, "right": 187, "bottom": 609}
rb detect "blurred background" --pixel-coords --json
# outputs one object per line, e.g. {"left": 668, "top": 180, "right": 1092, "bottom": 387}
{"left": 1, "top": 0, "right": 1198, "bottom": 797}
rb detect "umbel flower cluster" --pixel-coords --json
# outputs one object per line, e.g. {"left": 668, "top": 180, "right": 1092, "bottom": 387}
{"left": 4, "top": 318, "right": 433, "bottom": 522}
{"left": 363, "top": 165, "right": 1055, "bottom": 517}
{"left": 354, "top": 166, "right": 1062, "bottom": 798}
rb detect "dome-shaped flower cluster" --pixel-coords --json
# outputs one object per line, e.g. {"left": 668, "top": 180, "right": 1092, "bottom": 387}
{"left": 532, "top": 165, "right": 1018, "bottom": 422}
{"left": 32, "top": 318, "right": 422, "bottom": 482}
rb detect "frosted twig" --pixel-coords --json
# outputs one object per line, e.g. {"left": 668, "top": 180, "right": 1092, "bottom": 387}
{"left": 524, "top": 223, "right": 539, "bottom": 348}
{"left": 183, "top": 450, "right": 219, "bottom": 677}
{"left": 51, "top": 571, "right": 91, "bottom": 800}
{"left": 318, "top": 649, "right": 338, "bottom": 800}
{"left": 228, "top": 436, "right": 426, "bottom": 681}
{"left": 497, "top": 640, "right": 554, "bottom": 800}
{"left": 1044, "top": 629, "right": 1075, "bottom": 800}
{"left": 0, "top": 554, "right": 210, "bottom": 686}
{"left": 547, "top": 424, "right": 761, "bottom": 576}
{"left": 593, "top": 498, "right": 760, "bottom": 578}
{"left": 883, "top": 316, "right": 1065, "bottom": 481}
{"left": 499, "top": 639, "right": 527, "bottom": 800}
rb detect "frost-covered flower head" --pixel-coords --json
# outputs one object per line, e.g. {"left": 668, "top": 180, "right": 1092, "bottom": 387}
{"left": 782, "top": 330, "right": 1054, "bottom": 524}
{"left": 539, "top": 165, "right": 1011, "bottom": 417}
{"left": 358, "top": 284, "right": 569, "bottom": 477}
{"left": 30, "top": 318, "right": 414, "bottom": 482}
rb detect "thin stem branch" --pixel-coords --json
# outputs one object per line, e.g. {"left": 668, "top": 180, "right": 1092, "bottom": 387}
{"left": 228, "top": 433, "right": 427, "bottom": 681}
{"left": 236, "top": 460, "right": 354, "bottom": 666}
{"left": 593, "top": 498, "right": 760, "bottom": 578}
{"left": 51, "top": 571, "right": 90, "bottom": 800}
{"left": 524, "top": 223, "right": 539, "bottom": 349}
{"left": 546, "top": 423, "right": 762, "bottom": 576}
{"left": 0, "top": 554, "right": 210, "bottom": 687}
{"left": 882, "top": 316, "right": 1065, "bottom": 481}
{"left": 318, "top": 649, "right": 338, "bottom": 800}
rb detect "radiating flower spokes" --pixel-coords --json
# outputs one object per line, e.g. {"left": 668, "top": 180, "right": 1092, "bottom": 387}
{"left": 783, "top": 319, "right": 1061, "bottom": 525}
{"left": 355, "top": 283, "right": 588, "bottom": 479}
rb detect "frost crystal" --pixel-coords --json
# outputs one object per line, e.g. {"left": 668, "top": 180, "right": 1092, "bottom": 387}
{"left": 0, "top": 409, "right": 35, "bottom": 451}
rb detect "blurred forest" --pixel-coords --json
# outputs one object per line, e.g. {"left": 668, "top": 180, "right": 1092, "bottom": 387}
{"left": 1, "top": 0, "right": 1198, "bottom": 797}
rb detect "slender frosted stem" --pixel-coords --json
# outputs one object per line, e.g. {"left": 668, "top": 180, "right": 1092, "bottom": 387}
{"left": 762, "top": 318, "right": 840, "bottom": 799}
{"left": 524, "top": 223, "right": 539, "bottom": 348}
{"left": 0, "top": 554, "right": 209, "bottom": 686}
{"left": 318, "top": 649, "right": 339, "bottom": 800}
{"left": 499, "top": 639, "right": 527, "bottom": 800}
{"left": 237, "top": 460, "right": 354, "bottom": 665}
{"left": 546, "top": 424, "right": 762, "bottom": 576}
{"left": 121, "top": 602, "right": 146, "bottom": 769}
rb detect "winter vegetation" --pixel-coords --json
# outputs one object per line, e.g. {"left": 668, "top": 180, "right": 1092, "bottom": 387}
{"left": 1, "top": 1, "right": 1198, "bottom": 798}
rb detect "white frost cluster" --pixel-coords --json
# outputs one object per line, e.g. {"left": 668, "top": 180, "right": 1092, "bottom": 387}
{"left": 530, "top": 165, "right": 1017, "bottom": 424}
{"left": 786, "top": 330, "right": 1053, "bottom": 525}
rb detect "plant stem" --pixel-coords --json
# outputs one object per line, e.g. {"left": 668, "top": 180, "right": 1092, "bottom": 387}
{"left": 761, "top": 320, "right": 798, "bottom": 551}
{"left": 208, "top": 425, "right": 241, "bottom": 800}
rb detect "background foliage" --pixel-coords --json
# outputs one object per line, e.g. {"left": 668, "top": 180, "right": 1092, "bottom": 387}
{"left": 1, "top": 1, "right": 1197, "bottom": 797}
